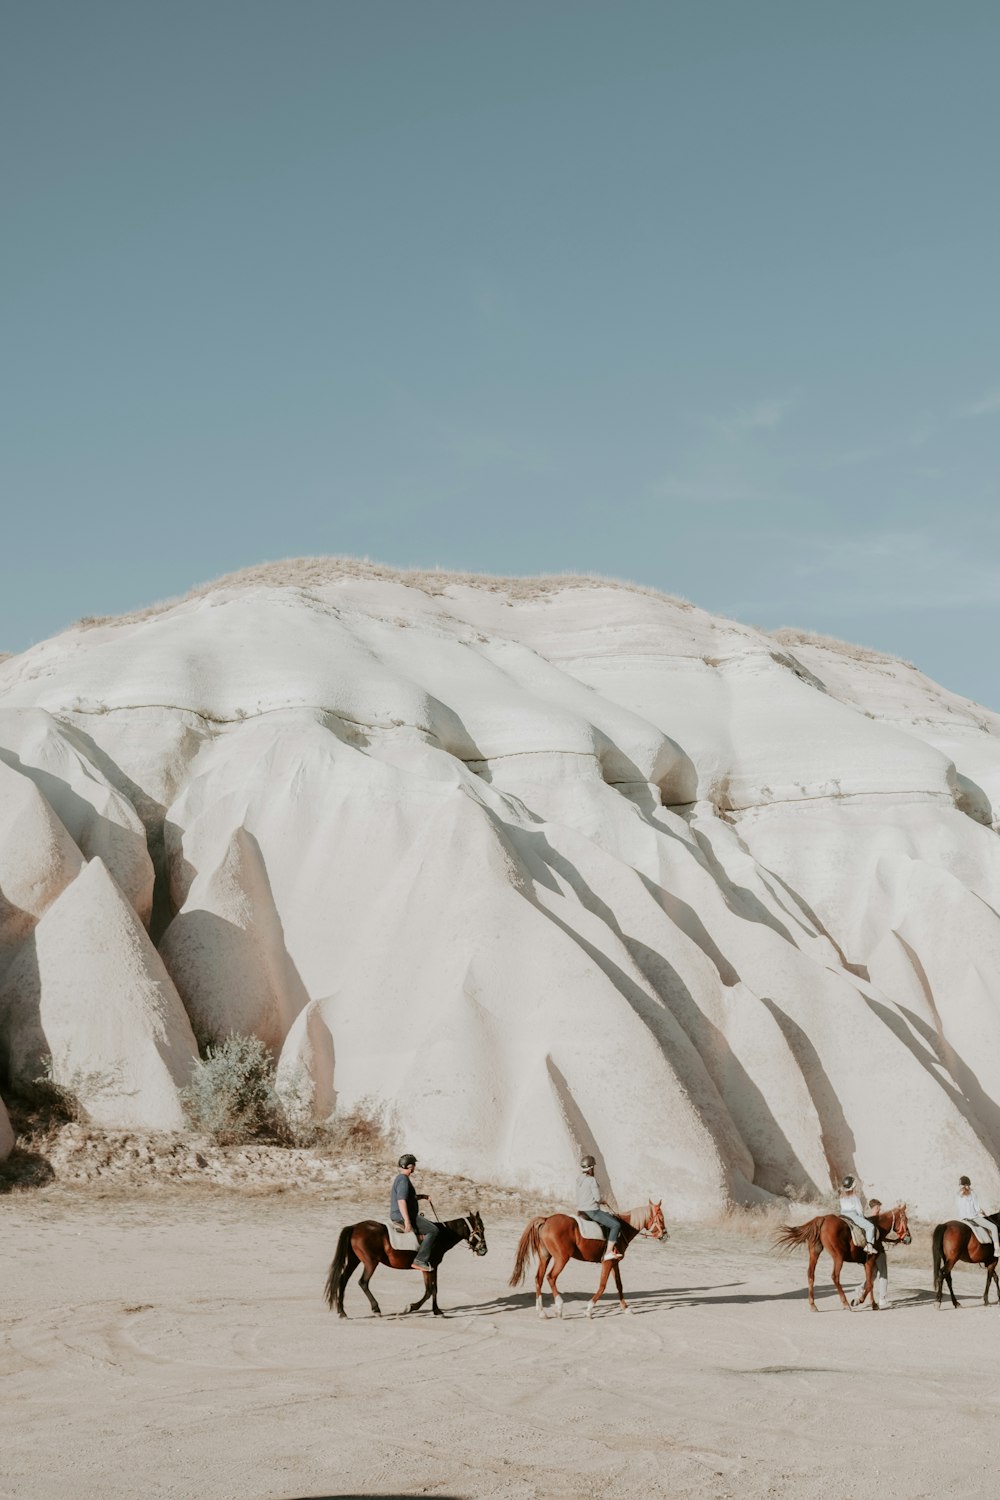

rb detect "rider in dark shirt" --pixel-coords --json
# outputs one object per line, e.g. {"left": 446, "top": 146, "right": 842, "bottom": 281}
{"left": 389, "top": 1153, "right": 440, "bottom": 1270}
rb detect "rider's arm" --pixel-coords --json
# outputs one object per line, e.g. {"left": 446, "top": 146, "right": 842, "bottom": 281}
{"left": 395, "top": 1190, "right": 413, "bottom": 1232}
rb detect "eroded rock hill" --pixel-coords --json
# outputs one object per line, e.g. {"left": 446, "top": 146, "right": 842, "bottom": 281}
{"left": 1, "top": 560, "right": 999, "bottom": 1213}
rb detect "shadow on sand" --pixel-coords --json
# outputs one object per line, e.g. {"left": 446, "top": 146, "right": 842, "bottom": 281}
{"left": 425, "top": 1281, "right": 852, "bottom": 1318}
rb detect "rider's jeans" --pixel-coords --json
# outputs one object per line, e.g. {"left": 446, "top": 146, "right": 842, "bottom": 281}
{"left": 411, "top": 1214, "right": 441, "bottom": 1268}
{"left": 580, "top": 1208, "right": 622, "bottom": 1245}
{"left": 842, "top": 1210, "right": 875, "bottom": 1245}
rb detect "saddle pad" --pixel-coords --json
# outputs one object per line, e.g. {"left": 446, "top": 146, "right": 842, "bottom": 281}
{"left": 839, "top": 1216, "right": 868, "bottom": 1248}
{"left": 385, "top": 1221, "right": 419, "bottom": 1250}
{"left": 574, "top": 1214, "right": 606, "bottom": 1241}
{"left": 963, "top": 1219, "right": 993, "bottom": 1245}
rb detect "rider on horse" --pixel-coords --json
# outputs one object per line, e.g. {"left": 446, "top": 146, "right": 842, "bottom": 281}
{"left": 955, "top": 1175, "right": 1000, "bottom": 1257}
{"left": 390, "top": 1153, "right": 440, "bottom": 1269}
{"left": 576, "top": 1155, "right": 623, "bottom": 1261}
{"left": 839, "top": 1174, "right": 877, "bottom": 1255}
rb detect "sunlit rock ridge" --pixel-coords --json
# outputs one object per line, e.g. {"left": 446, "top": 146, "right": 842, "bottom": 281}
{"left": 1, "top": 558, "right": 999, "bottom": 1213}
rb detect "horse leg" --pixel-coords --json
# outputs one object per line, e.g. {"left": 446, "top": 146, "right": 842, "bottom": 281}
{"left": 612, "top": 1260, "right": 632, "bottom": 1314}
{"left": 944, "top": 1257, "right": 960, "bottom": 1309}
{"left": 337, "top": 1244, "right": 361, "bottom": 1319}
{"left": 989, "top": 1261, "right": 1000, "bottom": 1305}
{"left": 405, "top": 1268, "right": 433, "bottom": 1314}
{"left": 357, "top": 1254, "right": 382, "bottom": 1317}
{"left": 431, "top": 1269, "right": 443, "bottom": 1317}
{"left": 807, "top": 1248, "right": 820, "bottom": 1312}
{"left": 587, "top": 1258, "right": 614, "bottom": 1320}
{"left": 547, "top": 1251, "right": 569, "bottom": 1319}
{"left": 830, "top": 1252, "right": 852, "bottom": 1310}
{"left": 535, "top": 1247, "right": 552, "bottom": 1319}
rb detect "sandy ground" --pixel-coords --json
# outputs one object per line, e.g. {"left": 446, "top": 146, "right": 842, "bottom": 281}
{"left": 2, "top": 1193, "right": 999, "bottom": 1500}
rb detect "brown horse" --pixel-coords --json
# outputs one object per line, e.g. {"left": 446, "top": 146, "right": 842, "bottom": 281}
{"left": 775, "top": 1205, "right": 910, "bottom": 1311}
{"left": 932, "top": 1215, "right": 1000, "bottom": 1308}
{"left": 509, "top": 1200, "right": 666, "bottom": 1319}
{"left": 324, "top": 1211, "right": 487, "bottom": 1318}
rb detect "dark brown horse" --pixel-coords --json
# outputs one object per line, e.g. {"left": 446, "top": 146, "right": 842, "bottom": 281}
{"left": 932, "top": 1214, "right": 1000, "bottom": 1308}
{"left": 324, "top": 1211, "right": 487, "bottom": 1318}
{"left": 776, "top": 1205, "right": 910, "bottom": 1311}
{"left": 509, "top": 1200, "right": 666, "bottom": 1319}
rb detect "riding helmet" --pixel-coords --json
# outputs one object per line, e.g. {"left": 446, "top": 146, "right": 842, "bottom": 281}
{"left": 580, "top": 1154, "right": 596, "bottom": 1170}
{"left": 841, "top": 1175, "right": 854, "bottom": 1189}
{"left": 398, "top": 1153, "right": 417, "bottom": 1168}
{"left": 959, "top": 1175, "right": 971, "bottom": 1186}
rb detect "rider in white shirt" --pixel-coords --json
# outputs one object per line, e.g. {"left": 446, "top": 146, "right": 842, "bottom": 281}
{"left": 955, "top": 1175, "right": 1000, "bottom": 1256}
{"left": 839, "top": 1174, "right": 877, "bottom": 1254}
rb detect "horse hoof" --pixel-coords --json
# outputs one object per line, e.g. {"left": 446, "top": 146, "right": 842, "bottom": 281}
{"left": 585, "top": 1304, "right": 594, "bottom": 1320}
{"left": 623, "top": 1305, "right": 635, "bottom": 1316}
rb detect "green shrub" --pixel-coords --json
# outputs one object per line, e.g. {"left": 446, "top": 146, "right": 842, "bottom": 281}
{"left": 180, "top": 1034, "right": 284, "bottom": 1143}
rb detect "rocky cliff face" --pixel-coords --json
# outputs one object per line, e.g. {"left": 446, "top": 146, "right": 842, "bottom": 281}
{"left": 1, "top": 560, "right": 999, "bottom": 1214}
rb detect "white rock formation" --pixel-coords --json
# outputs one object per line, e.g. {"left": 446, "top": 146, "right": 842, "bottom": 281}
{"left": 1, "top": 560, "right": 999, "bottom": 1215}
{"left": 0, "top": 858, "right": 197, "bottom": 1128}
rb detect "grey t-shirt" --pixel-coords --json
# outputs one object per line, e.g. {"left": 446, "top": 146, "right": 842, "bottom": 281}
{"left": 390, "top": 1172, "right": 418, "bottom": 1225}
{"left": 576, "top": 1172, "right": 601, "bottom": 1211}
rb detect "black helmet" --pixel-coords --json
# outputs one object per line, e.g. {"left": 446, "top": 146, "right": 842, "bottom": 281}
{"left": 398, "top": 1153, "right": 417, "bottom": 1169}
{"left": 959, "top": 1175, "right": 972, "bottom": 1186}
{"left": 841, "top": 1175, "right": 855, "bottom": 1189}
{"left": 580, "top": 1154, "right": 596, "bottom": 1170}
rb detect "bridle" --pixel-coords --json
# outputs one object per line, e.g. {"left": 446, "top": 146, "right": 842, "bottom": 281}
{"left": 882, "top": 1205, "right": 910, "bottom": 1245}
{"left": 463, "top": 1215, "right": 487, "bottom": 1255}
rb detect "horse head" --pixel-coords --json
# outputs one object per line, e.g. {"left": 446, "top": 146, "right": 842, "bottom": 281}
{"left": 646, "top": 1199, "right": 667, "bottom": 1240}
{"left": 890, "top": 1203, "right": 911, "bottom": 1245}
{"left": 463, "top": 1209, "right": 488, "bottom": 1256}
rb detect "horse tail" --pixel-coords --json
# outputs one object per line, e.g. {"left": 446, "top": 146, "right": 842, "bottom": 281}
{"left": 774, "top": 1216, "right": 823, "bottom": 1255}
{"left": 324, "top": 1225, "right": 354, "bottom": 1311}
{"left": 932, "top": 1222, "right": 946, "bottom": 1293}
{"left": 509, "top": 1217, "right": 546, "bottom": 1287}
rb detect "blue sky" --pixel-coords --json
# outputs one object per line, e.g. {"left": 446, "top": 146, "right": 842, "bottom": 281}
{"left": 3, "top": 2, "right": 999, "bottom": 705}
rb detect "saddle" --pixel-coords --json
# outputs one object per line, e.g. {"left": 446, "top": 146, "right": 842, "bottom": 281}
{"left": 839, "top": 1216, "right": 869, "bottom": 1249}
{"left": 962, "top": 1219, "right": 993, "bottom": 1246}
{"left": 385, "top": 1221, "right": 419, "bottom": 1250}
{"left": 574, "top": 1213, "right": 607, "bottom": 1242}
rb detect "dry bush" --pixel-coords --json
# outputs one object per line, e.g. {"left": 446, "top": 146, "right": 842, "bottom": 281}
{"left": 769, "top": 626, "right": 914, "bottom": 669}
{"left": 710, "top": 1194, "right": 830, "bottom": 1242}
{"left": 64, "top": 556, "right": 697, "bottom": 634}
{"left": 7, "top": 1057, "right": 90, "bottom": 1128}
{"left": 310, "top": 1097, "right": 394, "bottom": 1159}
{"left": 180, "top": 1034, "right": 286, "bottom": 1144}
